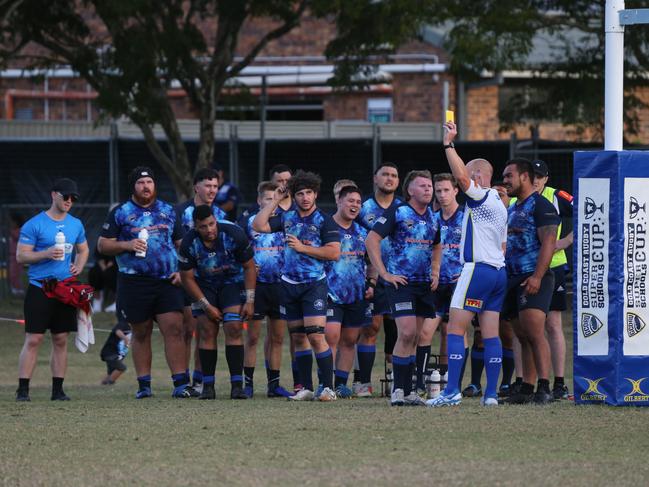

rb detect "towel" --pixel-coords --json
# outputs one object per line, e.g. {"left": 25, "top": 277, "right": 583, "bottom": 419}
{"left": 76, "top": 309, "right": 95, "bottom": 353}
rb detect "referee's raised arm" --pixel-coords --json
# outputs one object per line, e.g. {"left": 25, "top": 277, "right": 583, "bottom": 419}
{"left": 442, "top": 122, "right": 471, "bottom": 192}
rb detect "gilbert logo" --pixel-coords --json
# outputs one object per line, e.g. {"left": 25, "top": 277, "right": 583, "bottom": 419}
{"left": 583, "top": 197, "right": 604, "bottom": 220}
{"left": 629, "top": 196, "right": 646, "bottom": 220}
{"left": 465, "top": 298, "right": 483, "bottom": 308}
{"left": 581, "top": 313, "right": 604, "bottom": 338}
{"left": 626, "top": 313, "right": 646, "bottom": 338}
{"left": 579, "top": 377, "right": 607, "bottom": 401}
{"left": 624, "top": 378, "right": 649, "bottom": 402}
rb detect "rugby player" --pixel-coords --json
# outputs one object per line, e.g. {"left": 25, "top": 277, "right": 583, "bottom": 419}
{"left": 243, "top": 181, "right": 293, "bottom": 398}
{"left": 179, "top": 205, "right": 256, "bottom": 400}
{"left": 98, "top": 167, "right": 193, "bottom": 398}
{"left": 415, "top": 173, "right": 462, "bottom": 394}
{"left": 367, "top": 170, "right": 441, "bottom": 406}
{"left": 531, "top": 160, "right": 574, "bottom": 400}
{"left": 176, "top": 167, "right": 226, "bottom": 393}
{"left": 325, "top": 185, "right": 376, "bottom": 398}
{"left": 356, "top": 162, "right": 402, "bottom": 397}
{"left": 502, "top": 158, "right": 560, "bottom": 405}
{"left": 253, "top": 170, "right": 341, "bottom": 402}
{"left": 16, "top": 178, "right": 89, "bottom": 401}
{"left": 427, "top": 122, "right": 508, "bottom": 408}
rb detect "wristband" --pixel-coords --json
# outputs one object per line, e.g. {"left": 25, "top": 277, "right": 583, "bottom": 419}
{"left": 365, "top": 278, "right": 376, "bottom": 289}
{"left": 245, "top": 289, "right": 255, "bottom": 303}
{"left": 443, "top": 142, "right": 455, "bottom": 149}
{"left": 197, "top": 297, "right": 209, "bottom": 310}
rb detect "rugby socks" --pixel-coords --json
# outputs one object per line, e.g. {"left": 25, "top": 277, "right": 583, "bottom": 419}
{"left": 501, "top": 347, "right": 515, "bottom": 388}
{"left": 268, "top": 369, "right": 280, "bottom": 388}
{"left": 192, "top": 370, "right": 203, "bottom": 386}
{"left": 137, "top": 375, "right": 151, "bottom": 391}
{"left": 244, "top": 367, "right": 255, "bottom": 389}
{"left": 458, "top": 347, "right": 469, "bottom": 389}
{"left": 483, "top": 337, "right": 503, "bottom": 399}
{"left": 445, "top": 333, "right": 465, "bottom": 395}
{"left": 384, "top": 318, "right": 398, "bottom": 355}
{"left": 52, "top": 377, "right": 64, "bottom": 395}
{"left": 407, "top": 355, "right": 416, "bottom": 395}
{"left": 199, "top": 348, "right": 218, "bottom": 379}
{"left": 358, "top": 344, "right": 376, "bottom": 384}
{"left": 315, "top": 349, "right": 334, "bottom": 389}
{"left": 172, "top": 373, "right": 189, "bottom": 388}
{"left": 334, "top": 369, "right": 349, "bottom": 388}
{"left": 470, "top": 345, "right": 485, "bottom": 387}
{"left": 225, "top": 345, "right": 244, "bottom": 387}
{"left": 416, "top": 345, "right": 431, "bottom": 390}
{"left": 392, "top": 355, "right": 410, "bottom": 393}
{"left": 538, "top": 378, "right": 551, "bottom": 393}
{"left": 291, "top": 359, "right": 300, "bottom": 388}
{"left": 553, "top": 376, "right": 565, "bottom": 389}
{"left": 18, "top": 378, "right": 30, "bottom": 394}
{"left": 295, "top": 350, "right": 314, "bottom": 391}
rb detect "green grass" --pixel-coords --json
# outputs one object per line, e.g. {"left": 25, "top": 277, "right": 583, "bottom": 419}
{"left": 1, "top": 299, "right": 649, "bottom": 486}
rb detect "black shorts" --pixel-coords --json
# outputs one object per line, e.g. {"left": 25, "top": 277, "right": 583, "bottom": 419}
{"left": 501, "top": 270, "right": 555, "bottom": 320}
{"left": 549, "top": 266, "right": 567, "bottom": 312}
{"left": 24, "top": 284, "right": 77, "bottom": 334}
{"left": 433, "top": 283, "right": 456, "bottom": 321}
{"left": 370, "top": 280, "right": 391, "bottom": 316}
{"left": 117, "top": 274, "right": 183, "bottom": 324}
{"left": 253, "top": 281, "right": 282, "bottom": 321}
{"left": 102, "top": 354, "right": 127, "bottom": 374}
{"left": 385, "top": 281, "right": 436, "bottom": 319}
{"left": 326, "top": 299, "right": 372, "bottom": 328}
{"left": 279, "top": 278, "right": 328, "bottom": 321}
{"left": 192, "top": 281, "right": 245, "bottom": 318}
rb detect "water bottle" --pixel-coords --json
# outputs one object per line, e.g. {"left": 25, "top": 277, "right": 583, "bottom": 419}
{"left": 441, "top": 371, "right": 448, "bottom": 394}
{"left": 427, "top": 369, "right": 441, "bottom": 399}
{"left": 135, "top": 228, "right": 148, "bottom": 258}
{"left": 54, "top": 231, "right": 66, "bottom": 261}
{"left": 117, "top": 339, "right": 129, "bottom": 360}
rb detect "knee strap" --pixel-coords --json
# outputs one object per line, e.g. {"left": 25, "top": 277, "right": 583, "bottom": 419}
{"left": 304, "top": 326, "right": 325, "bottom": 335}
{"left": 223, "top": 312, "right": 241, "bottom": 323}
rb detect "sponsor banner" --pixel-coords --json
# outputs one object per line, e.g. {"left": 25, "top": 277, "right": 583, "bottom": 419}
{"left": 623, "top": 178, "right": 649, "bottom": 356}
{"left": 576, "top": 178, "right": 610, "bottom": 356}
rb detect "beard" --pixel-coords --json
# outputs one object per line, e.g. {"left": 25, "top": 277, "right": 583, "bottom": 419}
{"left": 133, "top": 188, "right": 157, "bottom": 206}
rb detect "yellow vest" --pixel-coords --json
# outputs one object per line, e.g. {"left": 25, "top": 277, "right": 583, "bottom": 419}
{"left": 509, "top": 186, "right": 567, "bottom": 269}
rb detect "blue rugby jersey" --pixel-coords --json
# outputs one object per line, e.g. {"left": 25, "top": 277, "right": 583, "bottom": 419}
{"left": 245, "top": 211, "right": 285, "bottom": 284}
{"left": 358, "top": 196, "right": 402, "bottom": 264}
{"left": 326, "top": 221, "right": 368, "bottom": 304}
{"left": 178, "top": 221, "right": 253, "bottom": 286}
{"left": 436, "top": 206, "right": 465, "bottom": 284}
{"left": 101, "top": 199, "right": 182, "bottom": 279}
{"left": 506, "top": 192, "right": 560, "bottom": 276}
{"left": 371, "top": 203, "right": 440, "bottom": 282}
{"left": 19, "top": 211, "right": 87, "bottom": 286}
{"left": 268, "top": 208, "right": 340, "bottom": 282}
{"left": 175, "top": 200, "right": 227, "bottom": 236}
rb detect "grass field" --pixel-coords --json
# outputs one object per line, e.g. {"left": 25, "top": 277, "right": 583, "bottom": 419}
{"left": 1, "top": 296, "right": 649, "bottom": 486}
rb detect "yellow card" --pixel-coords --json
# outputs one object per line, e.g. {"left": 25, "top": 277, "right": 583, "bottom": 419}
{"left": 445, "top": 110, "right": 454, "bottom": 123}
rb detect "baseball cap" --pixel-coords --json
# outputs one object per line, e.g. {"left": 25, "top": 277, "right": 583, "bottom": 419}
{"left": 51, "top": 178, "right": 80, "bottom": 197}
{"left": 532, "top": 160, "right": 549, "bottom": 177}
{"left": 129, "top": 166, "right": 156, "bottom": 190}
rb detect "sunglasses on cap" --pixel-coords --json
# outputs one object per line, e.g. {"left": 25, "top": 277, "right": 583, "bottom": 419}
{"left": 56, "top": 192, "right": 79, "bottom": 202}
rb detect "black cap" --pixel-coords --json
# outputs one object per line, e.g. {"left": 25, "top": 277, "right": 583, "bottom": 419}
{"left": 51, "top": 178, "right": 79, "bottom": 197}
{"left": 532, "top": 160, "right": 549, "bottom": 177}
{"left": 128, "top": 166, "right": 156, "bottom": 190}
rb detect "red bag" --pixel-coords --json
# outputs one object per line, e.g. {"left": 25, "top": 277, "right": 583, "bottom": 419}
{"left": 42, "top": 277, "right": 95, "bottom": 314}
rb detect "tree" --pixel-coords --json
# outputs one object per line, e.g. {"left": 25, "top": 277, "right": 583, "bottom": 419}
{"left": 432, "top": 1, "right": 649, "bottom": 140}
{"left": 0, "top": 0, "right": 432, "bottom": 199}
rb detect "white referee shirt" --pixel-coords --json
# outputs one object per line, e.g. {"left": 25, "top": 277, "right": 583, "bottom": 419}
{"left": 460, "top": 180, "right": 508, "bottom": 269}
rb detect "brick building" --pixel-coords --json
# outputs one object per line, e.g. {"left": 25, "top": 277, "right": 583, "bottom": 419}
{"left": 1, "top": 14, "right": 646, "bottom": 144}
